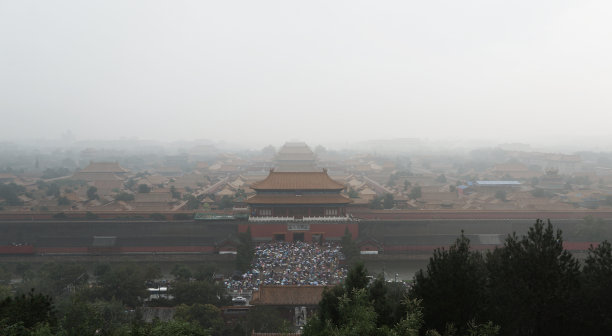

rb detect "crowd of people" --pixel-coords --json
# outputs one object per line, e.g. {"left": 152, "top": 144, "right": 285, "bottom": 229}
{"left": 225, "top": 240, "right": 348, "bottom": 291}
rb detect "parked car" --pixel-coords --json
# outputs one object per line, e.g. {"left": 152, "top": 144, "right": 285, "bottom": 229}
{"left": 232, "top": 296, "right": 247, "bottom": 304}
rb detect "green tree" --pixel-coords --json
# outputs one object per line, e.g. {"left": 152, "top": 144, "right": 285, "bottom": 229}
{"left": 86, "top": 186, "right": 99, "bottom": 200}
{"left": 340, "top": 227, "right": 359, "bottom": 264}
{"left": 369, "top": 196, "right": 384, "bottom": 209}
{"left": 465, "top": 321, "right": 500, "bottom": 336}
{"left": 93, "top": 263, "right": 111, "bottom": 278}
{"left": 115, "top": 192, "right": 135, "bottom": 202}
{"left": 0, "top": 290, "right": 57, "bottom": 331}
{"left": 171, "top": 186, "right": 181, "bottom": 199}
{"left": 236, "top": 227, "right": 254, "bottom": 272}
{"left": 383, "top": 193, "right": 395, "bottom": 209}
{"left": 57, "top": 196, "right": 70, "bottom": 206}
{"left": 306, "top": 263, "right": 420, "bottom": 336}
{"left": 15, "top": 263, "right": 31, "bottom": 281}
{"left": 394, "top": 298, "right": 425, "bottom": 336}
{"left": 19, "top": 263, "right": 88, "bottom": 297}
{"left": 171, "top": 265, "right": 192, "bottom": 281}
{"left": 125, "top": 178, "right": 137, "bottom": 190}
{"left": 185, "top": 195, "right": 201, "bottom": 210}
{"left": 175, "top": 303, "right": 224, "bottom": 336}
{"left": 333, "top": 289, "right": 379, "bottom": 336}
{"left": 193, "top": 265, "right": 218, "bottom": 282}
{"left": 234, "top": 188, "right": 246, "bottom": 199}
{"left": 486, "top": 219, "right": 581, "bottom": 336}
{"left": 138, "top": 184, "right": 151, "bottom": 193}
{"left": 315, "top": 284, "right": 345, "bottom": 328}
{"left": 345, "top": 261, "right": 368, "bottom": 293}
{"left": 368, "top": 275, "right": 391, "bottom": 327}
{"left": 58, "top": 298, "right": 102, "bottom": 336}
{"left": 304, "top": 263, "right": 378, "bottom": 336}
{"left": 172, "top": 280, "right": 226, "bottom": 306}
{"left": 45, "top": 183, "right": 60, "bottom": 197}
{"left": 0, "top": 183, "right": 25, "bottom": 205}
{"left": 0, "top": 320, "right": 55, "bottom": 336}
{"left": 218, "top": 195, "right": 233, "bottom": 209}
{"left": 410, "top": 232, "right": 487, "bottom": 334}
{"left": 579, "top": 241, "right": 612, "bottom": 335}
{"left": 0, "top": 285, "right": 10, "bottom": 300}
{"left": 95, "top": 264, "right": 148, "bottom": 307}
{"left": 148, "top": 319, "right": 210, "bottom": 336}
{"left": 368, "top": 276, "right": 407, "bottom": 328}
{"left": 409, "top": 186, "right": 422, "bottom": 200}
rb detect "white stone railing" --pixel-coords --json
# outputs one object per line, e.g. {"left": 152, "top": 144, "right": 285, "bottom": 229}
{"left": 302, "top": 216, "right": 349, "bottom": 222}
{"left": 248, "top": 215, "right": 350, "bottom": 222}
{"left": 249, "top": 216, "right": 295, "bottom": 222}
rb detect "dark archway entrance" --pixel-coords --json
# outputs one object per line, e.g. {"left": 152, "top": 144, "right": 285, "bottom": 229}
{"left": 293, "top": 232, "right": 305, "bottom": 242}
{"left": 273, "top": 234, "right": 286, "bottom": 241}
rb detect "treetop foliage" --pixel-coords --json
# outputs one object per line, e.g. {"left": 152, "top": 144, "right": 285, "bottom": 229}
{"left": 411, "top": 232, "right": 487, "bottom": 334}
{"left": 409, "top": 218, "right": 612, "bottom": 336}
{"left": 340, "top": 227, "right": 359, "bottom": 264}
{"left": 86, "top": 186, "right": 99, "bottom": 200}
{"left": 305, "top": 262, "right": 498, "bottom": 336}
{"left": 236, "top": 227, "right": 254, "bottom": 272}
{"left": 0, "top": 289, "right": 57, "bottom": 330}
{"left": 311, "top": 219, "right": 612, "bottom": 335}
{"left": 0, "top": 182, "right": 26, "bottom": 205}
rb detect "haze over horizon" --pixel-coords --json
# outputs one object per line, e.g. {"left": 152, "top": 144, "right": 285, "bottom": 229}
{"left": 2, "top": 1, "right": 612, "bottom": 150}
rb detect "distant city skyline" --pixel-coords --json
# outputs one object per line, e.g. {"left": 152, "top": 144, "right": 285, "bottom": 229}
{"left": 2, "top": 1, "right": 612, "bottom": 150}
{"left": 3, "top": 134, "right": 611, "bottom": 155}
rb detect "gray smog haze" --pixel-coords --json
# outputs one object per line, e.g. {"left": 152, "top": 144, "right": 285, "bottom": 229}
{"left": 1, "top": 0, "right": 611, "bottom": 149}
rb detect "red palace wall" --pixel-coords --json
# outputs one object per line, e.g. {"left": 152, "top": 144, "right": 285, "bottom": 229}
{"left": 238, "top": 222, "right": 358, "bottom": 242}
{"left": 348, "top": 209, "right": 612, "bottom": 220}
{"left": 1, "top": 246, "right": 217, "bottom": 255}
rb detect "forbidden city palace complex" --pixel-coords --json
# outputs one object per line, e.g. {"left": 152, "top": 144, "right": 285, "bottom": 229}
{"left": 242, "top": 143, "right": 357, "bottom": 242}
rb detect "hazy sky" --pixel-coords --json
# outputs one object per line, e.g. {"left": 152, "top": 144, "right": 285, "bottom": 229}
{"left": 2, "top": 0, "right": 612, "bottom": 149}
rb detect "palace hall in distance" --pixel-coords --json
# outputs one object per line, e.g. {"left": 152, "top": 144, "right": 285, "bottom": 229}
{"left": 241, "top": 142, "right": 358, "bottom": 242}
